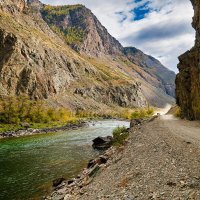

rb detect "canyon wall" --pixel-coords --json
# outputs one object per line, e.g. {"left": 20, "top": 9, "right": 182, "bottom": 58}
{"left": 176, "top": 0, "right": 200, "bottom": 120}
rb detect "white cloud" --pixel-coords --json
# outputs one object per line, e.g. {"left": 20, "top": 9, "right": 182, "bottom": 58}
{"left": 41, "top": 0, "right": 195, "bottom": 73}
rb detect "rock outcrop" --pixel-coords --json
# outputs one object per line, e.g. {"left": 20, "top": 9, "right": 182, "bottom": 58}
{"left": 40, "top": 4, "right": 175, "bottom": 100}
{"left": 0, "top": 0, "right": 26, "bottom": 13}
{"left": 92, "top": 136, "right": 113, "bottom": 150}
{"left": 176, "top": 0, "right": 200, "bottom": 120}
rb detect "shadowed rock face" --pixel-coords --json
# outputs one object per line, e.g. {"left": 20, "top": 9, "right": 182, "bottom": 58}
{"left": 176, "top": 0, "right": 200, "bottom": 120}
{"left": 123, "top": 47, "right": 176, "bottom": 97}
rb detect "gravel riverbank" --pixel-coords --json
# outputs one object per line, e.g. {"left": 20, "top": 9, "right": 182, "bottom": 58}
{"left": 0, "top": 121, "right": 87, "bottom": 139}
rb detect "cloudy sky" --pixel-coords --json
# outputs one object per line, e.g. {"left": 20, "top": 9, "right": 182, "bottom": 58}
{"left": 41, "top": 0, "right": 195, "bottom": 73}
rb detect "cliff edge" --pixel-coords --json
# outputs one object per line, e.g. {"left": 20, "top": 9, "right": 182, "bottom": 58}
{"left": 176, "top": 0, "right": 200, "bottom": 120}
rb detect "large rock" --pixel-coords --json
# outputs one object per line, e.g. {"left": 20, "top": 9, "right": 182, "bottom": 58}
{"left": 92, "top": 136, "right": 113, "bottom": 150}
{"left": 87, "top": 155, "right": 108, "bottom": 168}
{"left": 52, "top": 177, "right": 65, "bottom": 187}
{"left": 176, "top": 0, "right": 200, "bottom": 120}
{"left": 130, "top": 118, "right": 143, "bottom": 128}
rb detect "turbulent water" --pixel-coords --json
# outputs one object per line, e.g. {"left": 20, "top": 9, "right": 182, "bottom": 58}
{"left": 0, "top": 120, "right": 129, "bottom": 200}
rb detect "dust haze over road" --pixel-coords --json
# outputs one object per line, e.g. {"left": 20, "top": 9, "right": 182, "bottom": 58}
{"left": 155, "top": 104, "right": 200, "bottom": 144}
{"left": 160, "top": 114, "right": 200, "bottom": 144}
{"left": 156, "top": 104, "right": 172, "bottom": 116}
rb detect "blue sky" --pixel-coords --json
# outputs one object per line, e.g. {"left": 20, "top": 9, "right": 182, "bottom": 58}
{"left": 41, "top": 0, "right": 195, "bottom": 73}
{"left": 132, "top": 1, "right": 151, "bottom": 21}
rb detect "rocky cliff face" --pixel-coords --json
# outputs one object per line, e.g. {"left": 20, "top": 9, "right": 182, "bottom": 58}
{"left": 176, "top": 0, "right": 200, "bottom": 120}
{"left": 0, "top": 0, "right": 26, "bottom": 13}
{"left": 0, "top": 0, "right": 175, "bottom": 110}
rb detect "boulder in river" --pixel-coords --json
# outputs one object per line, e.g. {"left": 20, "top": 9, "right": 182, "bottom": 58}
{"left": 87, "top": 155, "right": 109, "bottom": 169}
{"left": 52, "top": 177, "right": 65, "bottom": 187}
{"left": 92, "top": 136, "right": 113, "bottom": 150}
{"left": 130, "top": 118, "right": 143, "bottom": 127}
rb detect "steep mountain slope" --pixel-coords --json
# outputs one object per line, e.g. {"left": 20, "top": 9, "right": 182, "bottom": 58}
{"left": 40, "top": 3, "right": 123, "bottom": 56}
{"left": 176, "top": 0, "right": 200, "bottom": 120}
{"left": 0, "top": 0, "right": 175, "bottom": 111}
{"left": 124, "top": 47, "right": 176, "bottom": 97}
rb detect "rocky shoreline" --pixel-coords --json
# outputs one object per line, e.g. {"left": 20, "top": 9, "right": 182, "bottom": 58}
{"left": 44, "top": 117, "right": 153, "bottom": 200}
{"left": 0, "top": 121, "right": 87, "bottom": 139}
{"left": 45, "top": 144, "right": 119, "bottom": 200}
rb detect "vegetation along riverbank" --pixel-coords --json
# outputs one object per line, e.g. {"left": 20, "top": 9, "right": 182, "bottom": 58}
{"left": 0, "top": 95, "right": 154, "bottom": 139}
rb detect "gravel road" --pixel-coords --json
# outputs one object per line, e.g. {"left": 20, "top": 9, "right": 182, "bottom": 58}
{"left": 161, "top": 115, "right": 200, "bottom": 145}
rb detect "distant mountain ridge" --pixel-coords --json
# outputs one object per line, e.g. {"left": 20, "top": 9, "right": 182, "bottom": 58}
{"left": 123, "top": 47, "right": 176, "bottom": 97}
{"left": 0, "top": 0, "right": 175, "bottom": 110}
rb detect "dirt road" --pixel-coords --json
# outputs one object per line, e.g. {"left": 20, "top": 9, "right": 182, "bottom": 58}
{"left": 161, "top": 115, "right": 200, "bottom": 144}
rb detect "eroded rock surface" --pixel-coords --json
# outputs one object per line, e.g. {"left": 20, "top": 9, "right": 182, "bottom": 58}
{"left": 176, "top": 0, "right": 200, "bottom": 120}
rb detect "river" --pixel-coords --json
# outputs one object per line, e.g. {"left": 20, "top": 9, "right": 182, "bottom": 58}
{"left": 0, "top": 120, "right": 129, "bottom": 200}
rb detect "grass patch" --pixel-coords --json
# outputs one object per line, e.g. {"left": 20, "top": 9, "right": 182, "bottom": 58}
{"left": 0, "top": 124, "right": 21, "bottom": 133}
{"left": 82, "top": 57, "right": 131, "bottom": 83}
{"left": 112, "top": 126, "right": 129, "bottom": 146}
{"left": 75, "top": 107, "right": 154, "bottom": 120}
{"left": 0, "top": 120, "right": 78, "bottom": 133}
{"left": 130, "top": 107, "right": 154, "bottom": 119}
{"left": 75, "top": 108, "right": 131, "bottom": 120}
{"left": 0, "top": 96, "right": 75, "bottom": 124}
{"left": 175, "top": 107, "right": 181, "bottom": 118}
{"left": 42, "top": 4, "right": 83, "bottom": 18}
{"left": 167, "top": 105, "right": 181, "bottom": 118}
{"left": 50, "top": 25, "right": 85, "bottom": 45}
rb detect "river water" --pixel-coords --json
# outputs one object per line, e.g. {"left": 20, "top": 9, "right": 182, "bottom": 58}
{"left": 0, "top": 120, "right": 129, "bottom": 200}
